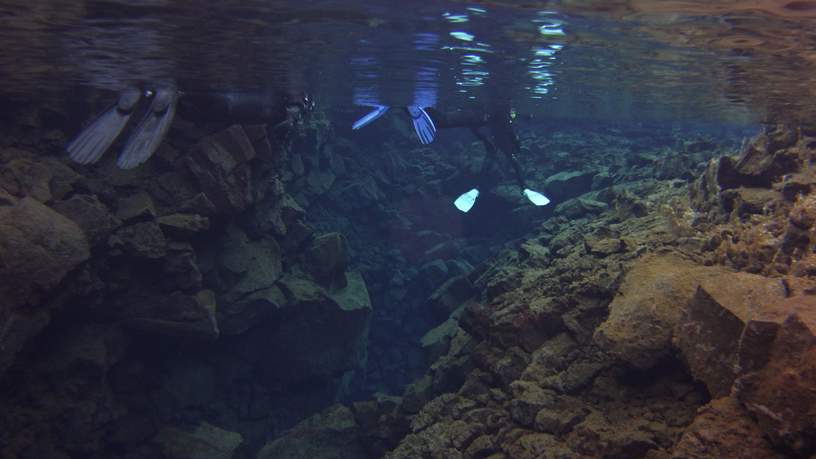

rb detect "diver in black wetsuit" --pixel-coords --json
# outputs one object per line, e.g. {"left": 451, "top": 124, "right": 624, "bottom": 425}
{"left": 424, "top": 105, "right": 528, "bottom": 190}
{"left": 66, "top": 86, "right": 314, "bottom": 170}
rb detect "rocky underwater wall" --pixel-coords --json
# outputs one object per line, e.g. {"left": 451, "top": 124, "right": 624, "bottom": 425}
{"left": 1, "top": 102, "right": 814, "bottom": 459}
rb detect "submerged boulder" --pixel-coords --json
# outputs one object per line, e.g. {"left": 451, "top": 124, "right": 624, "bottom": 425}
{"left": 253, "top": 272, "right": 372, "bottom": 384}
{"left": 594, "top": 254, "right": 729, "bottom": 369}
{"left": 256, "top": 404, "right": 366, "bottom": 459}
{"left": 736, "top": 296, "right": 816, "bottom": 455}
{"left": 0, "top": 196, "right": 90, "bottom": 377}
{"left": 155, "top": 422, "right": 243, "bottom": 459}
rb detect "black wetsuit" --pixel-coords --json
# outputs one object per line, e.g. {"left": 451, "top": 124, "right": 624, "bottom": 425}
{"left": 177, "top": 91, "right": 311, "bottom": 133}
{"left": 424, "top": 107, "right": 528, "bottom": 190}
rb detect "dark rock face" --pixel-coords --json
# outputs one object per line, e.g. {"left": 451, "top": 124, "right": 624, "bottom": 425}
{"left": 0, "top": 115, "right": 374, "bottom": 458}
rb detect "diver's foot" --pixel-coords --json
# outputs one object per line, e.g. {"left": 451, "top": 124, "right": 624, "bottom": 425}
{"left": 116, "top": 85, "right": 178, "bottom": 169}
{"left": 67, "top": 87, "right": 143, "bottom": 165}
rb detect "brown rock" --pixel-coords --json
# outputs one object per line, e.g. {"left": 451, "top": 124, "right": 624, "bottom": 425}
{"left": 0, "top": 158, "right": 53, "bottom": 202}
{"left": 112, "top": 221, "right": 167, "bottom": 259}
{"left": 302, "top": 232, "right": 348, "bottom": 290}
{"left": 51, "top": 194, "right": 122, "bottom": 246}
{"left": 116, "top": 192, "right": 156, "bottom": 222}
{"left": 594, "top": 254, "right": 728, "bottom": 369}
{"left": 736, "top": 296, "right": 816, "bottom": 455}
{"left": 674, "top": 273, "right": 788, "bottom": 397}
{"left": 671, "top": 396, "right": 784, "bottom": 459}
{"left": 0, "top": 197, "right": 90, "bottom": 376}
{"left": 156, "top": 213, "right": 210, "bottom": 238}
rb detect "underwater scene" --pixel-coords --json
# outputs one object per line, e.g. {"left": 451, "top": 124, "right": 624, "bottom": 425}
{"left": 1, "top": 1, "right": 816, "bottom": 458}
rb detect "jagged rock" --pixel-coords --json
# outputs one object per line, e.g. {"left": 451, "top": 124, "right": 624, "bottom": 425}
{"left": 543, "top": 170, "right": 595, "bottom": 202}
{"left": 254, "top": 272, "right": 371, "bottom": 384}
{"left": 594, "top": 254, "right": 730, "bottom": 369}
{"left": 674, "top": 273, "right": 788, "bottom": 397}
{"left": 419, "top": 259, "right": 449, "bottom": 290}
{"left": 51, "top": 194, "right": 122, "bottom": 247}
{"left": 163, "top": 242, "right": 203, "bottom": 292}
{"left": 306, "top": 168, "right": 336, "bottom": 196}
{"left": 184, "top": 125, "right": 255, "bottom": 215}
{"left": 428, "top": 275, "right": 475, "bottom": 320}
{"left": 671, "top": 396, "right": 784, "bottom": 459}
{"left": 0, "top": 196, "right": 90, "bottom": 375}
{"left": 219, "top": 285, "right": 286, "bottom": 335}
{"left": 116, "top": 192, "right": 156, "bottom": 222}
{"left": 125, "top": 290, "right": 219, "bottom": 340}
{"left": 256, "top": 405, "right": 366, "bottom": 459}
{"left": 421, "top": 319, "right": 460, "bottom": 364}
{"left": 555, "top": 196, "right": 608, "bottom": 218}
{"left": 720, "top": 187, "right": 782, "bottom": 218}
{"left": 302, "top": 232, "right": 349, "bottom": 290}
{"left": 219, "top": 224, "right": 283, "bottom": 304}
{"left": 736, "top": 296, "right": 816, "bottom": 455}
{"left": 584, "top": 236, "right": 625, "bottom": 256}
{"left": 0, "top": 158, "right": 53, "bottom": 202}
{"left": 156, "top": 213, "right": 210, "bottom": 238}
{"left": 155, "top": 422, "right": 243, "bottom": 459}
{"left": 112, "top": 221, "right": 167, "bottom": 259}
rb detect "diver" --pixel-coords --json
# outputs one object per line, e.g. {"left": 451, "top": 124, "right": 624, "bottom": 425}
{"left": 66, "top": 86, "right": 314, "bottom": 170}
{"left": 352, "top": 103, "right": 549, "bottom": 212}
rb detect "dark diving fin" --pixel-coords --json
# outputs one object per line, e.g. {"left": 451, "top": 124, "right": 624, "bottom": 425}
{"left": 117, "top": 86, "right": 178, "bottom": 169}
{"left": 406, "top": 105, "right": 436, "bottom": 144}
{"left": 67, "top": 87, "right": 142, "bottom": 165}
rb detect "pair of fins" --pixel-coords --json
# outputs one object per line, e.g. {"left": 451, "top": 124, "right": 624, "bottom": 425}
{"left": 67, "top": 86, "right": 178, "bottom": 169}
{"left": 453, "top": 188, "right": 551, "bottom": 213}
{"left": 352, "top": 105, "right": 436, "bottom": 145}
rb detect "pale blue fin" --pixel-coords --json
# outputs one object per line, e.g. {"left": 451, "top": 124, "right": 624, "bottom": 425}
{"left": 523, "top": 188, "right": 551, "bottom": 206}
{"left": 117, "top": 86, "right": 178, "bottom": 169}
{"left": 454, "top": 188, "right": 479, "bottom": 212}
{"left": 67, "top": 88, "right": 142, "bottom": 165}
{"left": 352, "top": 105, "right": 389, "bottom": 130}
{"left": 406, "top": 105, "right": 436, "bottom": 144}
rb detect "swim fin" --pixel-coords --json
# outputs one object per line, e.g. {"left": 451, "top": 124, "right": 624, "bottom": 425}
{"left": 454, "top": 188, "right": 479, "bottom": 213}
{"left": 67, "top": 87, "right": 142, "bottom": 165}
{"left": 352, "top": 105, "right": 389, "bottom": 130}
{"left": 117, "top": 86, "right": 178, "bottom": 169}
{"left": 406, "top": 105, "right": 436, "bottom": 144}
{"left": 523, "top": 188, "right": 551, "bottom": 206}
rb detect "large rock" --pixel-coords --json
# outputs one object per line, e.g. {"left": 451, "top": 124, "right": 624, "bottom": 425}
{"left": 219, "top": 224, "right": 283, "bottom": 304}
{"left": 543, "top": 170, "right": 595, "bottom": 202}
{"left": 51, "top": 194, "right": 122, "bottom": 247}
{"left": 124, "top": 290, "right": 219, "bottom": 340}
{"left": 594, "top": 254, "right": 730, "bottom": 369}
{"left": 256, "top": 404, "right": 366, "bottom": 459}
{"left": 254, "top": 272, "right": 371, "bottom": 384}
{"left": 671, "top": 396, "right": 784, "bottom": 459}
{"left": 155, "top": 422, "right": 243, "bottom": 459}
{"left": 111, "top": 221, "right": 167, "bottom": 259}
{"left": 0, "top": 158, "right": 53, "bottom": 202}
{"left": 736, "top": 296, "right": 816, "bottom": 455}
{"left": 301, "top": 232, "right": 349, "bottom": 290}
{"left": 184, "top": 125, "right": 255, "bottom": 215}
{"left": 674, "top": 273, "right": 788, "bottom": 397}
{"left": 0, "top": 196, "right": 90, "bottom": 376}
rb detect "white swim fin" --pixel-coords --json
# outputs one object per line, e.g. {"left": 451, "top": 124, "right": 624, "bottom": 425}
{"left": 454, "top": 188, "right": 479, "bottom": 213}
{"left": 523, "top": 188, "right": 550, "bottom": 206}
{"left": 352, "top": 105, "right": 389, "bottom": 130}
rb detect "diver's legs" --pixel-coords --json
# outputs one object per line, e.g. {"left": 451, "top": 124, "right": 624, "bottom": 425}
{"left": 116, "top": 85, "right": 178, "bottom": 169}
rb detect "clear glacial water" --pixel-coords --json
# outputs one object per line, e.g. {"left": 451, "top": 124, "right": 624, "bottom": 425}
{"left": 1, "top": 0, "right": 815, "bottom": 125}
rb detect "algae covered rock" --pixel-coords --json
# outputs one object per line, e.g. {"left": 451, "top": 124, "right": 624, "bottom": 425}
{"left": 0, "top": 196, "right": 90, "bottom": 376}
{"left": 256, "top": 404, "right": 366, "bottom": 459}
{"left": 155, "top": 422, "right": 243, "bottom": 459}
{"left": 594, "top": 254, "right": 728, "bottom": 368}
